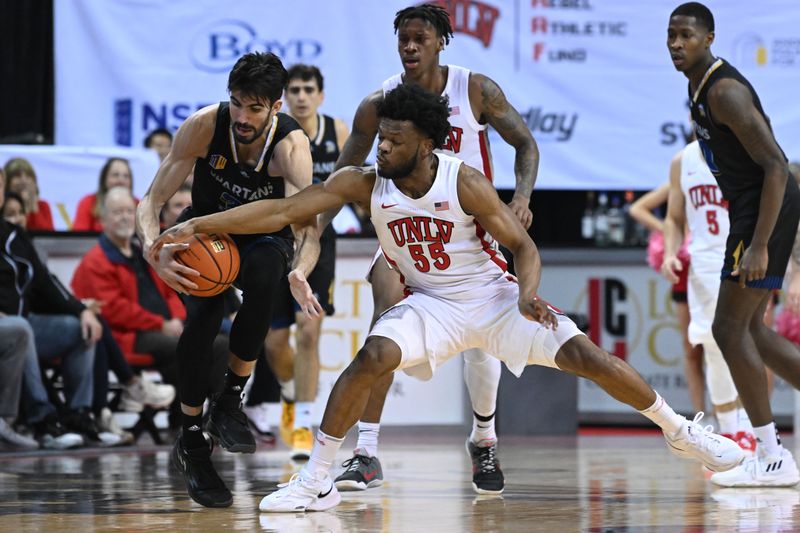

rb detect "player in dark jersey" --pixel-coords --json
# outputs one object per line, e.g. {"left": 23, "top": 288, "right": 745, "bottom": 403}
{"left": 136, "top": 52, "right": 322, "bottom": 508}
{"left": 668, "top": 2, "right": 800, "bottom": 487}
{"left": 263, "top": 64, "right": 350, "bottom": 460}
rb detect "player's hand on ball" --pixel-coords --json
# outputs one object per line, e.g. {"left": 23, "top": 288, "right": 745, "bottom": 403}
{"left": 288, "top": 269, "right": 324, "bottom": 318}
{"left": 149, "top": 221, "right": 201, "bottom": 294}
{"left": 520, "top": 297, "right": 558, "bottom": 329}
{"left": 660, "top": 254, "right": 682, "bottom": 284}
{"left": 153, "top": 219, "right": 197, "bottom": 250}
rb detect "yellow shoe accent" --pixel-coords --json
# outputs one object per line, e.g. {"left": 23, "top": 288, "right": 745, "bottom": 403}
{"left": 291, "top": 427, "right": 313, "bottom": 461}
{"left": 280, "top": 400, "right": 295, "bottom": 447}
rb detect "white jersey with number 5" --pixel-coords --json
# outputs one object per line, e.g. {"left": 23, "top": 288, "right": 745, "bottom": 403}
{"left": 382, "top": 65, "right": 493, "bottom": 180}
{"left": 371, "top": 153, "right": 509, "bottom": 300}
{"left": 681, "top": 140, "right": 729, "bottom": 273}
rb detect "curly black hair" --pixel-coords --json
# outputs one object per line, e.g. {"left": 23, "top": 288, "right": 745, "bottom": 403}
{"left": 394, "top": 3, "right": 454, "bottom": 44}
{"left": 670, "top": 2, "right": 714, "bottom": 32}
{"left": 377, "top": 84, "right": 451, "bottom": 148}
{"left": 228, "top": 52, "right": 288, "bottom": 106}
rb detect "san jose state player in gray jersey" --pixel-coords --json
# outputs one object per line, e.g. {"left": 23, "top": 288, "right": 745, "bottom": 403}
{"left": 137, "top": 52, "right": 323, "bottom": 508}
{"left": 668, "top": 2, "right": 800, "bottom": 487}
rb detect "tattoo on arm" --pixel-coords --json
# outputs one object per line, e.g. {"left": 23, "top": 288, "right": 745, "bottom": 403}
{"left": 478, "top": 76, "right": 538, "bottom": 198}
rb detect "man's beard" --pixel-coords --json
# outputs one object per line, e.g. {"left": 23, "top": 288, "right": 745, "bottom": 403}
{"left": 378, "top": 148, "right": 419, "bottom": 181}
{"left": 232, "top": 119, "right": 269, "bottom": 145}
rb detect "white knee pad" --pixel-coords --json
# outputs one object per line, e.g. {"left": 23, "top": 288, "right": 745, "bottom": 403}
{"left": 703, "top": 341, "right": 739, "bottom": 406}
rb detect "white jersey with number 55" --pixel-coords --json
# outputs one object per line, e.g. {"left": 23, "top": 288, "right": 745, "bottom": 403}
{"left": 371, "top": 153, "right": 510, "bottom": 300}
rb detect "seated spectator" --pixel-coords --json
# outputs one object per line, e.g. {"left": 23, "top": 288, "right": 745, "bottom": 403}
{"left": 73, "top": 157, "right": 135, "bottom": 232}
{"left": 160, "top": 183, "right": 192, "bottom": 230}
{"left": 3, "top": 158, "right": 54, "bottom": 231}
{"left": 71, "top": 187, "right": 227, "bottom": 425}
{"left": 144, "top": 128, "right": 173, "bottom": 162}
{"left": 0, "top": 169, "right": 106, "bottom": 447}
{"left": 91, "top": 312, "right": 176, "bottom": 415}
{"left": 2, "top": 191, "right": 27, "bottom": 228}
{"left": 0, "top": 315, "right": 39, "bottom": 450}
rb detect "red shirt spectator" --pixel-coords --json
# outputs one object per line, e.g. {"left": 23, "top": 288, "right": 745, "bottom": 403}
{"left": 71, "top": 233, "right": 185, "bottom": 357}
{"left": 73, "top": 157, "right": 135, "bottom": 232}
{"left": 27, "top": 200, "right": 55, "bottom": 231}
{"left": 3, "top": 158, "right": 54, "bottom": 231}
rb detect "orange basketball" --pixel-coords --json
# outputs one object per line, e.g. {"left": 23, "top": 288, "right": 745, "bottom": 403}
{"left": 173, "top": 233, "right": 239, "bottom": 297}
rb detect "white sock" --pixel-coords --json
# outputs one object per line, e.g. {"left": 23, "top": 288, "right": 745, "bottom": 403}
{"left": 304, "top": 430, "right": 344, "bottom": 476}
{"left": 639, "top": 392, "right": 685, "bottom": 436}
{"left": 736, "top": 407, "right": 753, "bottom": 433}
{"left": 356, "top": 421, "right": 380, "bottom": 457}
{"left": 716, "top": 408, "right": 738, "bottom": 435}
{"left": 753, "top": 422, "right": 782, "bottom": 457}
{"left": 295, "top": 402, "right": 313, "bottom": 430}
{"left": 470, "top": 412, "right": 497, "bottom": 444}
{"left": 279, "top": 379, "right": 295, "bottom": 403}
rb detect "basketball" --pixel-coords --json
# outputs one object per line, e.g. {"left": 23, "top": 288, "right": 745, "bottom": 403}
{"left": 173, "top": 233, "right": 239, "bottom": 297}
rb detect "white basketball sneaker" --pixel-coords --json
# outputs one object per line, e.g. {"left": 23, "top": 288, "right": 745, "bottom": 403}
{"left": 710, "top": 447, "right": 800, "bottom": 487}
{"left": 259, "top": 470, "right": 341, "bottom": 512}
{"left": 663, "top": 412, "right": 745, "bottom": 472}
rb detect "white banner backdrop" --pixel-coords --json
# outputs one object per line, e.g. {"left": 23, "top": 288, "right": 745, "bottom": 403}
{"left": 0, "top": 145, "right": 160, "bottom": 230}
{"left": 54, "top": 0, "right": 800, "bottom": 190}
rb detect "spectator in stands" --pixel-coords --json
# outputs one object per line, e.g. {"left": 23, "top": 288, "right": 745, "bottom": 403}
{"left": 3, "top": 158, "right": 54, "bottom": 231}
{"left": 144, "top": 128, "right": 173, "bottom": 162}
{"left": 160, "top": 184, "right": 192, "bottom": 230}
{"left": 72, "top": 187, "right": 227, "bottom": 424}
{"left": 0, "top": 167, "right": 104, "bottom": 448}
{"left": 73, "top": 157, "right": 134, "bottom": 232}
{"left": 0, "top": 316, "right": 40, "bottom": 450}
{"left": 2, "top": 191, "right": 27, "bottom": 228}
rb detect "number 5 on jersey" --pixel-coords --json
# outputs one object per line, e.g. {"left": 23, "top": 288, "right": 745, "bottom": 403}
{"left": 408, "top": 243, "right": 451, "bottom": 272}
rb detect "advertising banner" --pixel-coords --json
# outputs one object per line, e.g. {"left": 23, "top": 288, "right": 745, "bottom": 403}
{"left": 55, "top": 0, "right": 800, "bottom": 190}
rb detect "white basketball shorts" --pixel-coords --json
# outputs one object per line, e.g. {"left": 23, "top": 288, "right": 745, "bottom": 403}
{"left": 369, "top": 280, "right": 583, "bottom": 380}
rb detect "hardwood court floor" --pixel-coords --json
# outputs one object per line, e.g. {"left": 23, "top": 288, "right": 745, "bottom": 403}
{"left": 0, "top": 430, "right": 798, "bottom": 532}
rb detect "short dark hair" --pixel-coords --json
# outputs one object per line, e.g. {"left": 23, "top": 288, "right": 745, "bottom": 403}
{"left": 671, "top": 2, "right": 715, "bottom": 32}
{"left": 3, "top": 191, "right": 26, "bottom": 213}
{"left": 394, "top": 3, "right": 454, "bottom": 45}
{"left": 144, "top": 128, "right": 172, "bottom": 148}
{"left": 377, "top": 84, "right": 451, "bottom": 148}
{"left": 287, "top": 64, "right": 324, "bottom": 92}
{"left": 228, "top": 52, "right": 288, "bottom": 106}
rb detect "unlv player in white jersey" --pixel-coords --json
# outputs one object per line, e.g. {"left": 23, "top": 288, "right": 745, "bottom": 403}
{"left": 323, "top": 3, "right": 539, "bottom": 495}
{"left": 157, "top": 83, "right": 744, "bottom": 512}
{"left": 661, "top": 140, "right": 756, "bottom": 465}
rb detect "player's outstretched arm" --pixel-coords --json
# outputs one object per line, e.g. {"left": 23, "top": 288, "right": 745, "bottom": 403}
{"left": 457, "top": 165, "right": 555, "bottom": 328}
{"left": 709, "top": 79, "right": 789, "bottom": 285}
{"left": 661, "top": 152, "right": 688, "bottom": 284}
{"left": 470, "top": 73, "right": 538, "bottom": 229}
{"left": 155, "top": 167, "right": 374, "bottom": 247}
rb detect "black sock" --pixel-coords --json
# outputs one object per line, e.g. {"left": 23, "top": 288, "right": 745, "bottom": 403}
{"left": 181, "top": 412, "right": 205, "bottom": 449}
{"left": 223, "top": 368, "right": 250, "bottom": 397}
